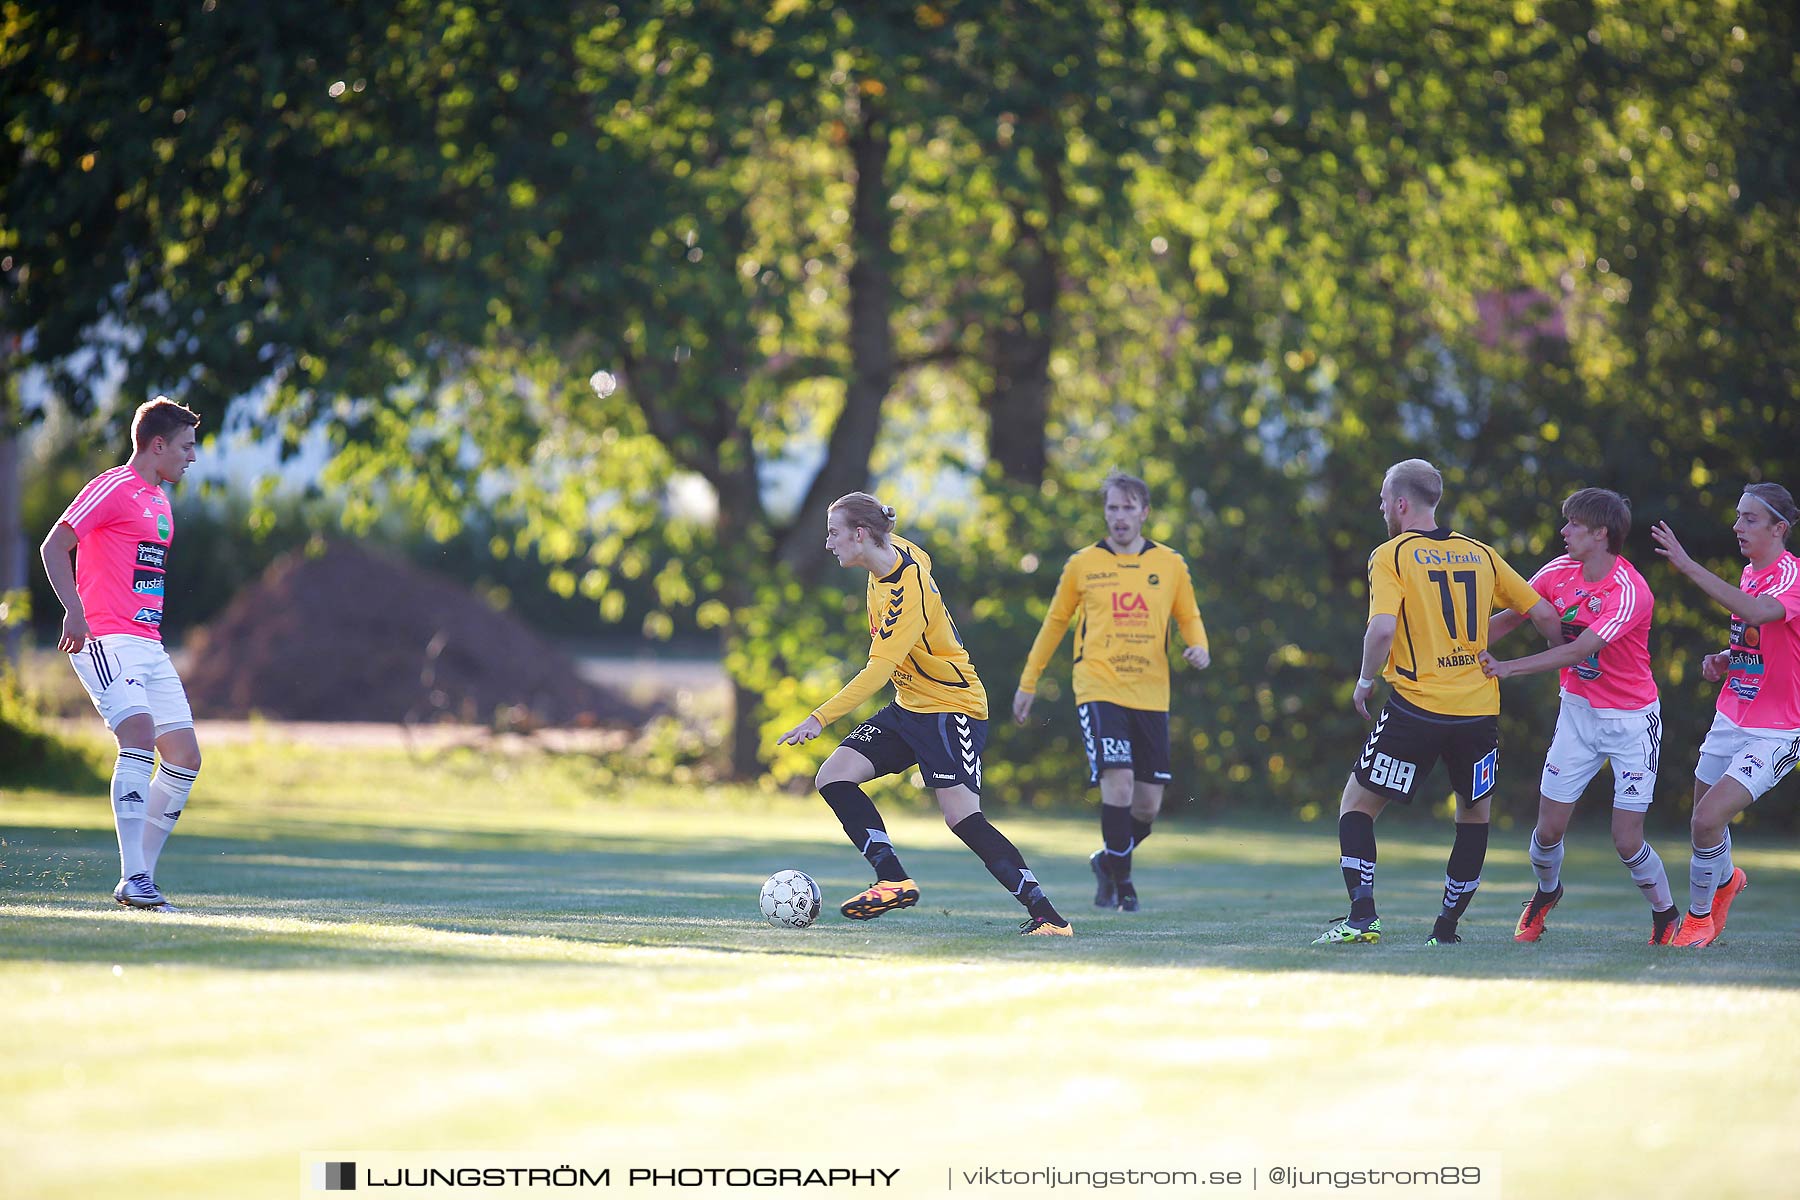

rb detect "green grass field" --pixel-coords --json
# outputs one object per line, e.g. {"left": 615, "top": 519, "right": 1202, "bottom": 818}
{"left": 4, "top": 736, "right": 1799, "bottom": 1200}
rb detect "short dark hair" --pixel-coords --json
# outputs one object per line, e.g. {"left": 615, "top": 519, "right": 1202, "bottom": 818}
{"left": 131, "top": 396, "right": 200, "bottom": 452}
{"left": 1562, "top": 488, "right": 1631, "bottom": 554}
{"left": 1100, "top": 471, "right": 1150, "bottom": 509}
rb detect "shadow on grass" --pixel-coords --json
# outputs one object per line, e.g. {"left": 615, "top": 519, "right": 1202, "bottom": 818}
{"left": 3, "top": 819, "right": 1798, "bottom": 989}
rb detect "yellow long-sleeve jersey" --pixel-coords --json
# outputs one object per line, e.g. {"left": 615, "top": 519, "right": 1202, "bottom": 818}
{"left": 1017, "top": 540, "right": 1209, "bottom": 712}
{"left": 1367, "top": 526, "right": 1542, "bottom": 716}
{"left": 812, "top": 535, "right": 989, "bottom": 726}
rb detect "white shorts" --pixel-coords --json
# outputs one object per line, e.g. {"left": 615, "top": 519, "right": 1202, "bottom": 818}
{"left": 1695, "top": 710, "right": 1800, "bottom": 802}
{"left": 1539, "top": 695, "right": 1662, "bottom": 811}
{"left": 68, "top": 633, "right": 194, "bottom": 736}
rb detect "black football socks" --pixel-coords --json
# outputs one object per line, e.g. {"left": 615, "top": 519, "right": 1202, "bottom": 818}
{"left": 1339, "top": 811, "right": 1378, "bottom": 922}
{"left": 819, "top": 781, "right": 909, "bottom": 882}
{"left": 1100, "top": 803, "right": 1133, "bottom": 879}
{"left": 952, "top": 813, "right": 1064, "bottom": 924}
{"left": 1436, "top": 821, "right": 1489, "bottom": 937}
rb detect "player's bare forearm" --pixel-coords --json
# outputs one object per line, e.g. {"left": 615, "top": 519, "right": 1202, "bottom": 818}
{"left": 1686, "top": 567, "right": 1783, "bottom": 626}
{"left": 1485, "top": 629, "right": 1604, "bottom": 679}
{"left": 1487, "top": 609, "right": 1528, "bottom": 646}
{"left": 1652, "top": 520, "right": 1786, "bottom": 624}
{"left": 38, "top": 525, "right": 84, "bottom": 614}
{"left": 1358, "top": 616, "right": 1396, "bottom": 683}
{"left": 39, "top": 525, "right": 90, "bottom": 653}
{"left": 1524, "top": 599, "right": 1563, "bottom": 645}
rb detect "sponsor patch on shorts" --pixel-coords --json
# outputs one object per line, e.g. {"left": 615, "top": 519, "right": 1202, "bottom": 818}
{"left": 1471, "top": 748, "right": 1498, "bottom": 801}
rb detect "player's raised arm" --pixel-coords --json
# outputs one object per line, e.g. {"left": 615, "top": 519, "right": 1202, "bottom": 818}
{"left": 1652, "top": 519, "right": 1787, "bottom": 625}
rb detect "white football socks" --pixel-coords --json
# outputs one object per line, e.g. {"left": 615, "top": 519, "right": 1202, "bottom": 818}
{"left": 1529, "top": 828, "right": 1565, "bottom": 894}
{"left": 142, "top": 761, "right": 199, "bottom": 880}
{"left": 111, "top": 748, "right": 157, "bottom": 879}
{"left": 1688, "top": 834, "right": 1731, "bottom": 916}
{"left": 1620, "top": 842, "right": 1673, "bottom": 912}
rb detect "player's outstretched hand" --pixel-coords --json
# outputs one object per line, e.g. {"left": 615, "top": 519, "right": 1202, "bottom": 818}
{"left": 1701, "top": 650, "right": 1731, "bottom": 682}
{"left": 1011, "top": 689, "right": 1035, "bottom": 725}
{"left": 1650, "top": 521, "right": 1695, "bottom": 574}
{"left": 1183, "top": 645, "right": 1211, "bottom": 670}
{"left": 57, "top": 610, "right": 91, "bottom": 654}
{"left": 775, "top": 715, "right": 824, "bottom": 746}
{"left": 1477, "top": 650, "right": 1510, "bottom": 679}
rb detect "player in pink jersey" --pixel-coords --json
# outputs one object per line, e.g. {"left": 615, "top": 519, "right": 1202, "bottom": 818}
{"left": 1651, "top": 482, "right": 1800, "bottom": 947}
{"left": 1481, "top": 489, "right": 1679, "bottom": 945}
{"left": 39, "top": 398, "right": 202, "bottom": 913}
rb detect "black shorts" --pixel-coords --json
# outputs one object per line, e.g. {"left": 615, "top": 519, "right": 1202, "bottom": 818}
{"left": 839, "top": 702, "right": 987, "bottom": 794}
{"left": 1078, "top": 700, "right": 1172, "bottom": 786}
{"left": 1352, "top": 694, "right": 1499, "bottom": 806}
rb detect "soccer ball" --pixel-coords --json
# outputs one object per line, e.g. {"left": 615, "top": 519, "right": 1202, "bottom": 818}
{"left": 759, "top": 870, "right": 821, "bottom": 928}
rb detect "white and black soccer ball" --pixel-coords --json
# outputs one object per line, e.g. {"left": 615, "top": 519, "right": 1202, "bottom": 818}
{"left": 759, "top": 870, "right": 821, "bottom": 928}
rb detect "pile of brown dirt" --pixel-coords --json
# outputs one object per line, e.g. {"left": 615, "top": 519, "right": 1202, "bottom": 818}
{"left": 181, "top": 540, "right": 646, "bottom": 727}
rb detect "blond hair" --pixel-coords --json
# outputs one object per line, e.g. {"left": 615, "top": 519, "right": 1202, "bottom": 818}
{"left": 1385, "top": 458, "right": 1443, "bottom": 507}
{"left": 828, "top": 491, "right": 897, "bottom": 543}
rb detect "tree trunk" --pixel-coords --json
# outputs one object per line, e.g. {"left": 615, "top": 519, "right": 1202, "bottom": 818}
{"left": 984, "top": 232, "right": 1055, "bottom": 487}
{"left": 778, "top": 102, "right": 896, "bottom": 579}
{"left": 982, "top": 139, "right": 1065, "bottom": 488}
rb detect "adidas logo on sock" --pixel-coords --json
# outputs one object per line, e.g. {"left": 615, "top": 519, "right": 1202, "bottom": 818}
{"left": 119, "top": 791, "right": 144, "bottom": 806}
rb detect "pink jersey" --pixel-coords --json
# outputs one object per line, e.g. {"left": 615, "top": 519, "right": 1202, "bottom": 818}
{"left": 58, "top": 465, "right": 176, "bottom": 641}
{"left": 1717, "top": 551, "right": 1800, "bottom": 731}
{"left": 1528, "top": 554, "right": 1657, "bottom": 712}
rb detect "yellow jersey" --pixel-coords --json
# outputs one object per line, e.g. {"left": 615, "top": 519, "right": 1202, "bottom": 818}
{"left": 812, "top": 535, "right": 988, "bottom": 725}
{"left": 1368, "top": 526, "right": 1540, "bottom": 716}
{"left": 1017, "top": 540, "right": 1209, "bottom": 711}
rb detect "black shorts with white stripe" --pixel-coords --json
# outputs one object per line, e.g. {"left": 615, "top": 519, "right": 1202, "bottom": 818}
{"left": 1352, "top": 694, "right": 1499, "bottom": 806}
{"left": 838, "top": 702, "right": 987, "bottom": 794}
